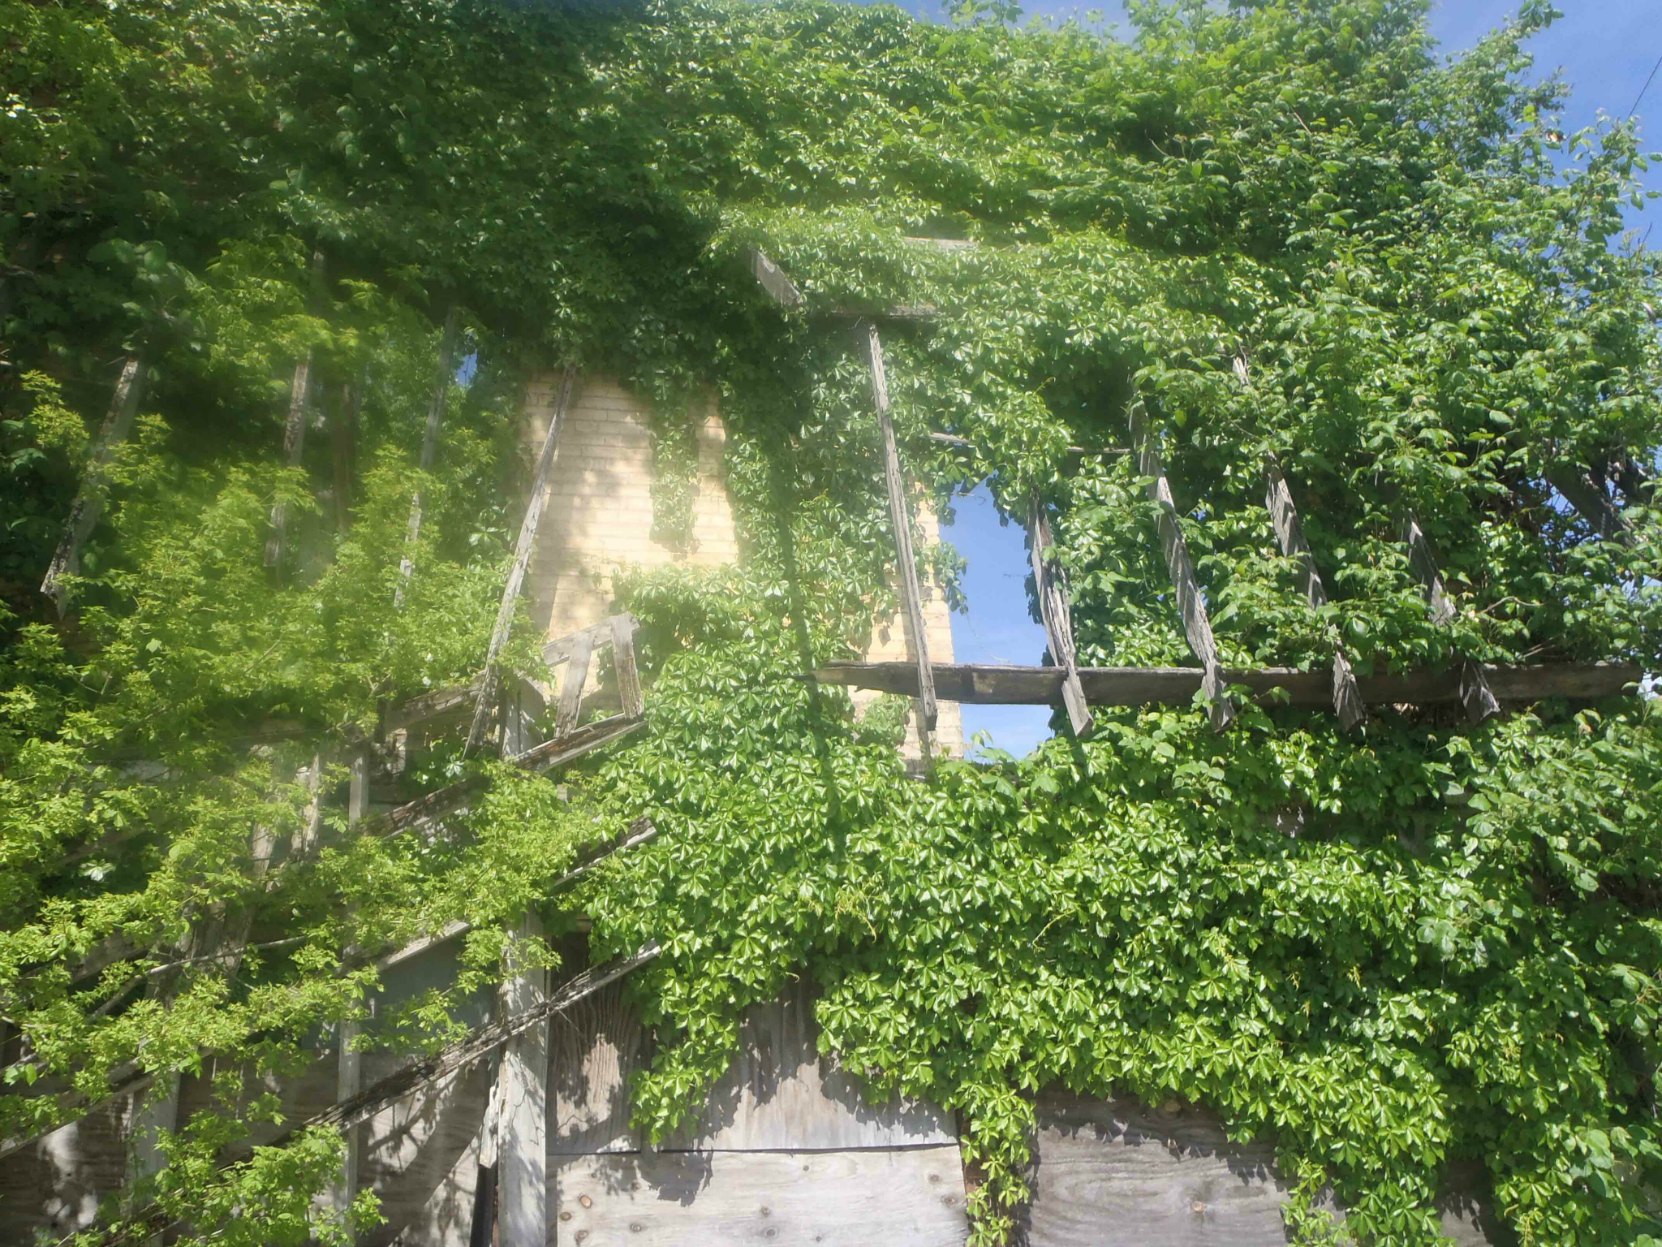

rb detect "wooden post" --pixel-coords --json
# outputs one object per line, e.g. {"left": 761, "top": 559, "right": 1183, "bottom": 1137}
{"left": 610, "top": 613, "right": 645, "bottom": 719}
{"left": 330, "top": 375, "right": 363, "bottom": 530}
{"left": 465, "top": 368, "right": 577, "bottom": 753}
{"left": 1027, "top": 500, "right": 1092, "bottom": 736}
{"left": 394, "top": 308, "right": 462, "bottom": 608}
{"left": 1262, "top": 456, "right": 1366, "bottom": 730}
{"left": 1127, "top": 400, "right": 1234, "bottom": 730}
{"left": 332, "top": 747, "right": 370, "bottom": 1226}
{"left": 266, "top": 249, "right": 327, "bottom": 570}
{"left": 863, "top": 323, "right": 937, "bottom": 735}
{"left": 41, "top": 355, "right": 146, "bottom": 614}
{"left": 1401, "top": 515, "right": 1500, "bottom": 724}
{"left": 491, "top": 914, "right": 548, "bottom": 1247}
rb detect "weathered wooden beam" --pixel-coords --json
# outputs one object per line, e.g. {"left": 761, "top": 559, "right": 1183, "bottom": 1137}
{"left": 748, "top": 248, "right": 802, "bottom": 309}
{"left": 903, "top": 236, "right": 979, "bottom": 251}
{"left": 394, "top": 307, "right": 462, "bottom": 608}
{"left": 287, "top": 945, "right": 660, "bottom": 1139}
{"left": 333, "top": 746, "right": 370, "bottom": 1219}
{"left": 1263, "top": 456, "right": 1365, "bottom": 730}
{"left": 554, "top": 627, "right": 595, "bottom": 740}
{"left": 1028, "top": 502, "right": 1092, "bottom": 737}
{"left": 40, "top": 355, "right": 146, "bottom": 614}
{"left": 1127, "top": 400, "right": 1234, "bottom": 730}
{"left": 927, "top": 430, "right": 1126, "bottom": 457}
{"left": 329, "top": 375, "right": 361, "bottom": 530}
{"left": 476, "top": 914, "right": 547, "bottom": 1247}
{"left": 1547, "top": 465, "right": 1632, "bottom": 543}
{"left": 266, "top": 249, "right": 327, "bottom": 570}
{"left": 747, "top": 246, "right": 937, "bottom": 318}
{"left": 1401, "top": 515, "right": 1499, "bottom": 724}
{"left": 465, "top": 368, "right": 577, "bottom": 753}
{"left": 511, "top": 712, "right": 647, "bottom": 774}
{"left": 611, "top": 613, "right": 645, "bottom": 719}
{"left": 864, "top": 323, "right": 937, "bottom": 735}
{"left": 811, "top": 660, "right": 1640, "bottom": 708}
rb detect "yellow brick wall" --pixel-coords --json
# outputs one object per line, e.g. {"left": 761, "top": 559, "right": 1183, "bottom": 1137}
{"left": 522, "top": 373, "right": 959, "bottom": 758}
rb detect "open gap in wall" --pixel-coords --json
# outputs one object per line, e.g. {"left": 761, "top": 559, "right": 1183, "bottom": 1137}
{"left": 942, "top": 480, "right": 1054, "bottom": 759}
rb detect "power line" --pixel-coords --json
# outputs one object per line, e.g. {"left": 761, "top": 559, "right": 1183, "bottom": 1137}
{"left": 1627, "top": 49, "right": 1662, "bottom": 120}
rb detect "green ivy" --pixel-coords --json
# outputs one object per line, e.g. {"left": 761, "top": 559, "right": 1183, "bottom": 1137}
{"left": 1, "top": 1, "right": 1660, "bottom": 1243}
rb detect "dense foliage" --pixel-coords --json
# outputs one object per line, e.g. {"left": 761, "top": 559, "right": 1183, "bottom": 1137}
{"left": 3, "top": 0, "right": 1661, "bottom": 1242}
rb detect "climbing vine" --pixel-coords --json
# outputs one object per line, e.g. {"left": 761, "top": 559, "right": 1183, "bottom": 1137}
{"left": 2, "top": 1, "right": 1661, "bottom": 1244}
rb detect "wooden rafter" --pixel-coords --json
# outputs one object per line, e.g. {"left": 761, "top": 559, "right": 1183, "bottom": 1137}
{"left": 1027, "top": 501, "right": 1092, "bottom": 736}
{"left": 40, "top": 355, "right": 146, "bottom": 614}
{"left": 1402, "top": 514, "right": 1500, "bottom": 724}
{"left": 1263, "top": 455, "right": 1366, "bottom": 730}
{"left": 863, "top": 323, "right": 938, "bottom": 735}
{"left": 465, "top": 368, "right": 578, "bottom": 753}
{"left": 394, "top": 307, "right": 463, "bottom": 608}
{"left": 1127, "top": 399, "right": 1234, "bottom": 730}
{"left": 266, "top": 249, "right": 327, "bottom": 570}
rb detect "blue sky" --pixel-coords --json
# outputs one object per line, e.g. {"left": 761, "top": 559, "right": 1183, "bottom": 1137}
{"left": 922, "top": 1, "right": 1662, "bottom": 756}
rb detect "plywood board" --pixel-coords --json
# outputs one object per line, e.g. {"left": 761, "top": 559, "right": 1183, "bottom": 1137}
{"left": 551, "top": 978, "right": 954, "bottom": 1156}
{"left": 664, "top": 980, "right": 955, "bottom": 1151}
{"left": 1019, "top": 1092, "right": 1503, "bottom": 1247}
{"left": 0, "top": 1097, "right": 128, "bottom": 1242}
{"left": 552, "top": 1145, "right": 968, "bottom": 1246}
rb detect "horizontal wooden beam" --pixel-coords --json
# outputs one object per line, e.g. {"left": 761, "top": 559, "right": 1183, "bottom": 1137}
{"left": 811, "top": 660, "right": 1641, "bottom": 709}
{"left": 926, "top": 431, "right": 1126, "bottom": 457}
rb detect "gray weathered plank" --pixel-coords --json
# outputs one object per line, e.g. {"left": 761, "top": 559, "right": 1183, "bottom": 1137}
{"left": 1028, "top": 501, "right": 1093, "bottom": 737}
{"left": 928, "top": 430, "right": 1125, "bottom": 458}
{"left": 1020, "top": 1092, "right": 1499, "bottom": 1247}
{"left": 749, "top": 248, "right": 803, "bottom": 309}
{"left": 553, "top": 1146, "right": 969, "bottom": 1247}
{"left": 0, "top": 1098, "right": 131, "bottom": 1242}
{"left": 552, "top": 977, "right": 955, "bottom": 1156}
{"left": 1020, "top": 1093, "right": 1294, "bottom": 1246}
{"left": 1262, "top": 457, "right": 1365, "bottom": 730}
{"left": 1127, "top": 400, "right": 1234, "bottom": 730}
{"left": 811, "top": 660, "right": 1639, "bottom": 708}
{"left": 555, "top": 627, "right": 595, "bottom": 740}
{"left": 266, "top": 249, "right": 327, "bottom": 570}
{"left": 1401, "top": 515, "right": 1499, "bottom": 724}
{"left": 1547, "top": 464, "right": 1631, "bottom": 543}
{"left": 865, "top": 322, "right": 938, "bottom": 736}
{"left": 611, "top": 613, "right": 645, "bottom": 719}
{"left": 668, "top": 979, "right": 955, "bottom": 1151}
{"left": 40, "top": 355, "right": 146, "bottom": 614}
{"left": 550, "top": 974, "right": 649, "bottom": 1155}
{"left": 395, "top": 307, "right": 463, "bottom": 608}
{"left": 466, "top": 367, "right": 579, "bottom": 752}
{"left": 488, "top": 914, "right": 548, "bottom": 1247}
